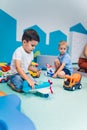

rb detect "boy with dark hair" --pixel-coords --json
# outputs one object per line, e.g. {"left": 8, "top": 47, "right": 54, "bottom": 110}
{"left": 9, "top": 29, "right": 41, "bottom": 92}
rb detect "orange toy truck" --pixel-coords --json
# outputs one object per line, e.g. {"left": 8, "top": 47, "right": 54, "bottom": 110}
{"left": 63, "top": 73, "right": 82, "bottom": 91}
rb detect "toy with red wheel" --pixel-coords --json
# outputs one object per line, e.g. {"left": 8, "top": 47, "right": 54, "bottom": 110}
{"left": 22, "top": 80, "right": 53, "bottom": 97}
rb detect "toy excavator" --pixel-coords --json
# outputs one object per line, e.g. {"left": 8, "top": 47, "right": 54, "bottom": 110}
{"left": 63, "top": 73, "right": 82, "bottom": 91}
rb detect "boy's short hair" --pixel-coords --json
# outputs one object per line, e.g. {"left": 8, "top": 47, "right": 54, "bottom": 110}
{"left": 22, "top": 29, "right": 40, "bottom": 42}
{"left": 58, "top": 41, "right": 68, "bottom": 48}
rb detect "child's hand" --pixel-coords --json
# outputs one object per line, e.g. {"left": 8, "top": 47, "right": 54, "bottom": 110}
{"left": 52, "top": 73, "right": 57, "bottom": 78}
{"left": 27, "top": 79, "right": 35, "bottom": 89}
{"left": 36, "top": 70, "right": 41, "bottom": 77}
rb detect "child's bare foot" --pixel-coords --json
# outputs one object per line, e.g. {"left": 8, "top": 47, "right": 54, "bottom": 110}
{"left": 52, "top": 73, "right": 57, "bottom": 78}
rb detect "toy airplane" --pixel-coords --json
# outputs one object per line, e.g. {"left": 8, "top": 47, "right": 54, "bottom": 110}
{"left": 22, "top": 80, "right": 53, "bottom": 97}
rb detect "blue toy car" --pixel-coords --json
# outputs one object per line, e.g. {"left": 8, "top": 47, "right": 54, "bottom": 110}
{"left": 45, "top": 64, "right": 55, "bottom": 77}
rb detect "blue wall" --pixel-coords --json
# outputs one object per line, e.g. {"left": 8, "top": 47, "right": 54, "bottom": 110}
{"left": 70, "top": 23, "right": 87, "bottom": 34}
{"left": 0, "top": 9, "right": 21, "bottom": 62}
{"left": 0, "top": 9, "right": 67, "bottom": 62}
{"left": 1, "top": 9, "right": 87, "bottom": 62}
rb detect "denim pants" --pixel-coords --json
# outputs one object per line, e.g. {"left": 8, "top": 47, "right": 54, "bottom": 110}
{"left": 9, "top": 73, "right": 34, "bottom": 90}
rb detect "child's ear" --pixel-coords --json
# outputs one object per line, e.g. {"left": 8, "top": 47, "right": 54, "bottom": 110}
{"left": 23, "top": 40, "right": 27, "bottom": 45}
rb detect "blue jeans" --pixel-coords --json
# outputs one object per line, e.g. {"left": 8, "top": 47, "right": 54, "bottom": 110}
{"left": 9, "top": 73, "right": 34, "bottom": 90}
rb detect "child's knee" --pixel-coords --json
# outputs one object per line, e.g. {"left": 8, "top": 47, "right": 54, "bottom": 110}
{"left": 10, "top": 75, "right": 23, "bottom": 90}
{"left": 57, "top": 71, "right": 65, "bottom": 78}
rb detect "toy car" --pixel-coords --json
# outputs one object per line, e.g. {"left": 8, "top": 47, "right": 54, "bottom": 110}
{"left": 46, "top": 70, "right": 54, "bottom": 77}
{"left": 31, "top": 62, "right": 38, "bottom": 67}
{"left": 28, "top": 62, "right": 40, "bottom": 77}
{"left": 0, "top": 76, "right": 8, "bottom": 83}
{"left": 28, "top": 70, "right": 37, "bottom": 77}
{"left": 45, "top": 64, "right": 55, "bottom": 77}
{"left": 63, "top": 73, "right": 82, "bottom": 91}
{"left": 0, "top": 63, "right": 10, "bottom": 72}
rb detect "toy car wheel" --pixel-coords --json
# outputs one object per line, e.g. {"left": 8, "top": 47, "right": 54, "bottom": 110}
{"left": 44, "top": 94, "right": 49, "bottom": 98}
{"left": 1, "top": 79, "right": 5, "bottom": 83}
{"left": 78, "top": 84, "right": 82, "bottom": 89}
{"left": 72, "top": 86, "right": 75, "bottom": 91}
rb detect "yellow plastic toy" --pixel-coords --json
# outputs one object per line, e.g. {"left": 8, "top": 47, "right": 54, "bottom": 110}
{"left": 31, "top": 62, "right": 38, "bottom": 67}
{"left": 28, "top": 70, "right": 37, "bottom": 77}
{"left": 0, "top": 62, "right": 7, "bottom": 66}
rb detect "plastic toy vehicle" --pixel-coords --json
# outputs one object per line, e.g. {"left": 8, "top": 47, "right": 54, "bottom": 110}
{"left": 28, "top": 62, "right": 40, "bottom": 77}
{"left": 63, "top": 73, "right": 82, "bottom": 91}
{"left": 31, "top": 62, "right": 38, "bottom": 67}
{"left": 0, "top": 63, "right": 10, "bottom": 72}
{"left": 22, "top": 80, "right": 53, "bottom": 97}
{"left": 0, "top": 76, "right": 8, "bottom": 83}
{"left": 45, "top": 64, "right": 55, "bottom": 77}
{"left": 28, "top": 70, "right": 37, "bottom": 77}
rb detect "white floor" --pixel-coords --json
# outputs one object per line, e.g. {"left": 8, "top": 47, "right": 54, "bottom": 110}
{"left": 0, "top": 71, "right": 87, "bottom": 130}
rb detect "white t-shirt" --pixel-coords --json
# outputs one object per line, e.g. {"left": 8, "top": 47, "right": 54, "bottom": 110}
{"left": 11, "top": 46, "right": 33, "bottom": 74}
